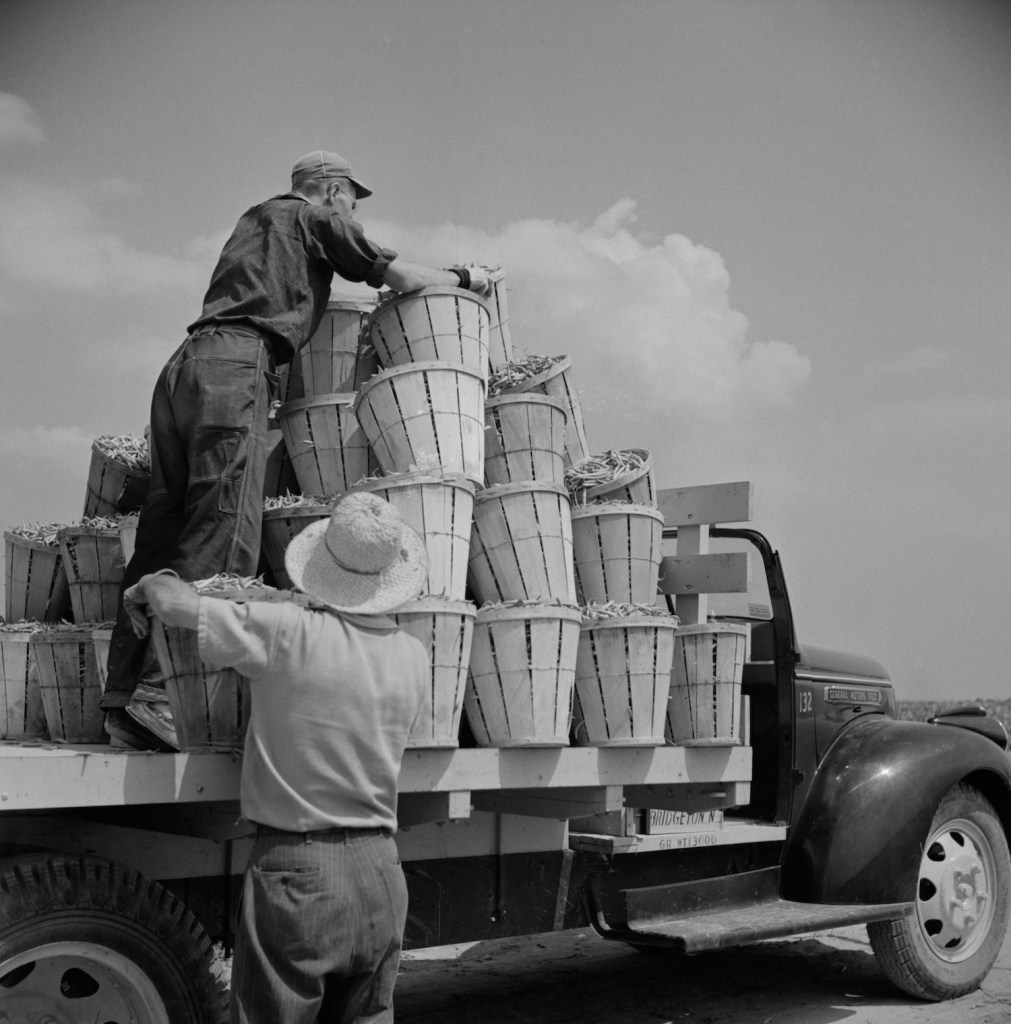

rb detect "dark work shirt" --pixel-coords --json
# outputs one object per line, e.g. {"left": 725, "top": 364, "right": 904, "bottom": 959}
{"left": 187, "top": 193, "right": 398, "bottom": 364}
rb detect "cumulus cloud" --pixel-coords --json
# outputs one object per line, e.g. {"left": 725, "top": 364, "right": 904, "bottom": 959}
{"left": 364, "top": 199, "right": 811, "bottom": 422}
{"left": 0, "top": 93, "right": 45, "bottom": 147}
{"left": 0, "top": 176, "right": 208, "bottom": 296}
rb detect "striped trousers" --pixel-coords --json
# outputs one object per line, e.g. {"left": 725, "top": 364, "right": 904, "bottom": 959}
{"left": 231, "top": 826, "right": 408, "bottom": 1024}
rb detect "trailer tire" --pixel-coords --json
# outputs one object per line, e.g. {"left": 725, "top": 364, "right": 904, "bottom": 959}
{"left": 868, "top": 783, "right": 1011, "bottom": 1001}
{"left": 0, "top": 853, "right": 229, "bottom": 1024}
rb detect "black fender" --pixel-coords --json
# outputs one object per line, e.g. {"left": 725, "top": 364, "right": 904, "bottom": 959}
{"left": 782, "top": 714, "right": 1011, "bottom": 904}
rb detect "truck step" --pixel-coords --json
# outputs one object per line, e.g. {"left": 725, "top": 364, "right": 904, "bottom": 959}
{"left": 589, "top": 866, "right": 912, "bottom": 953}
{"left": 605, "top": 896, "right": 912, "bottom": 953}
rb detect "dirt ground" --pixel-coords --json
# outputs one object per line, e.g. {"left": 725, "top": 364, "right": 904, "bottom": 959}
{"left": 395, "top": 923, "right": 1011, "bottom": 1024}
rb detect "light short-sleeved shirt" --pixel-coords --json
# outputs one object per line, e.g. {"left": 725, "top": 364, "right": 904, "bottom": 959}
{"left": 198, "top": 597, "right": 427, "bottom": 833}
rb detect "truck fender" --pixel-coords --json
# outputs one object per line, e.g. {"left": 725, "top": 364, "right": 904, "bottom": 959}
{"left": 782, "top": 715, "right": 1011, "bottom": 905}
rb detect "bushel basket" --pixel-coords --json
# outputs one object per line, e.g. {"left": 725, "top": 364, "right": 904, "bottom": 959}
{"left": 666, "top": 623, "right": 749, "bottom": 745}
{"left": 31, "top": 627, "right": 105, "bottom": 743}
{"left": 483, "top": 393, "right": 567, "bottom": 486}
{"left": 485, "top": 269, "right": 514, "bottom": 370}
{"left": 83, "top": 438, "right": 150, "bottom": 518}
{"left": 4, "top": 531, "right": 72, "bottom": 624}
{"left": 496, "top": 355, "right": 589, "bottom": 467}
{"left": 58, "top": 524, "right": 126, "bottom": 623}
{"left": 149, "top": 591, "right": 255, "bottom": 752}
{"left": 296, "top": 297, "right": 378, "bottom": 397}
{"left": 392, "top": 597, "right": 475, "bottom": 748}
{"left": 567, "top": 448, "right": 656, "bottom": 507}
{"left": 570, "top": 503, "right": 664, "bottom": 606}
{"left": 0, "top": 630, "right": 48, "bottom": 740}
{"left": 261, "top": 503, "right": 333, "bottom": 589}
{"left": 572, "top": 614, "right": 678, "bottom": 747}
{"left": 468, "top": 482, "right": 575, "bottom": 605}
{"left": 353, "top": 361, "right": 485, "bottom": 483}
{"left": 349, "top": 472, "right": 475, "bottom": 600}
{"left": 276, "top": 393, "right": 376, "bottom": 497}
{"left": 364, "top": 287, "right": 490, "bottom": 381}
{"left": 465, "top": 603, "right": 581, "bottom": 747}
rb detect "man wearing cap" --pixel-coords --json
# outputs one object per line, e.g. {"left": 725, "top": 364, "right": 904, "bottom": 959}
{"left": 122, "top": 490, "right": 430, "bottom": 1023}
{"left": 102, "top": 149, "right": 491, "bottom": 750}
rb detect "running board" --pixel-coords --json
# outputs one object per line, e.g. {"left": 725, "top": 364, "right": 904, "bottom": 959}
{"left": 588, "top": 866, "right": 913, "bottom": 953}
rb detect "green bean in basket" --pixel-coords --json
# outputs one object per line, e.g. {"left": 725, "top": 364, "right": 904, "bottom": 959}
{"left": 94, "top": 434, "right": 151, "bottom": 472}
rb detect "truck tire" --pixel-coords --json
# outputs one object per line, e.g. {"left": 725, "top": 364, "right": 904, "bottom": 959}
{"left": 868, "top": 782, "right": 1011, "bottom": 1000}
{"left": 0, "top": 853, "right": 229, "bottom": 1024}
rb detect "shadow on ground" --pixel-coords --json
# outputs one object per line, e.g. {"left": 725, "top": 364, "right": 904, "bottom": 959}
{"left": 395, "top": 926, "right": 907, "bottom": 1024}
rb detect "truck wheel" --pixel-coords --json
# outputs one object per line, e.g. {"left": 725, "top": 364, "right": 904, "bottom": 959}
{"left": 868, "top": 783, "right": 1011, "bottom": 1000}
{"left": 0, "top": 853, "right": 229, "bottom": 1024}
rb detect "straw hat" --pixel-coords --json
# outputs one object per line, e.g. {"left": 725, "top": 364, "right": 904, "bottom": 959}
{"left": 285, "top": 492, "right": 428, "bottom": 614}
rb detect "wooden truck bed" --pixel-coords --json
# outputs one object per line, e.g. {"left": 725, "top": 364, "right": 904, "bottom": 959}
{"left": 0, "top": 742, "right": 752, "bottom": 824}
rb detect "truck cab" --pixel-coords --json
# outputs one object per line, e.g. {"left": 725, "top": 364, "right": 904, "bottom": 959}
{"left": 582, "top": 521, "right": 1011, "bottom": 1003}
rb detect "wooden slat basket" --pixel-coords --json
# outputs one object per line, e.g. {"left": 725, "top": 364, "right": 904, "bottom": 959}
{"left": 496, "top": 355, "right": 589, "bottom": 467}
{"left": 31, "top": 626, "right": 105, "bottom": 743}
{"left": 58, "top": 524, "right": 125, "bottom": 623}
{"left": 276, "top": 393, "right": 377, "bottom": 497}
{"left": 83, "top": 438, "right": 150, "bottom": 518}
{"left": 666, "top": 623, "right": 749, "bottom": 745}
{"left": 572, "top": 613, "right": 678, "bottom": 747}
{"left": 0, "top": 629, "right": 49, "bottom": 740}
{"left": 485, "top": 269, "right": 514, "bottom": 370}
{"left": 468, "top": 482, "right": 575, "bottom": 605}
{"left": 483, "top": 393, "right": 568, "bottom": 486}
{"left": 567, "top": 448, "right": 656, "bottom": 507}
{"left": 149, "top": 590, "right": 256, "bottom": 752}
{"left": 353, "top": 361, "right": 486, "bottom": 484}
{"left": 392, "top": 597, "right": 476, "bottom": 748}
{"left": 261, "top": 502, "right": 333, "bottom": 589}
{"left": 349, "top": 472, "right": 475, "bottom": 600}
{"left": 364, "top": 287, "right": 490, "bottom": 382}
{"left": 4, "top": 531, "right": 72, "bottom": 624}
{"left": 296, "top": 297, "right": 378, "bottom": 398}
{"left": 570, "top": 503, "right": 664, "bottom": 605}
{"left": 465, "top": 602, "right": 581, "bottom": 747}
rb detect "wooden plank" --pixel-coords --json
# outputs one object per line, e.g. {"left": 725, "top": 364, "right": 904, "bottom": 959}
{"left": 656, "top": 482, "right": 753, "bottom": 528}
{"left": 7, "top": 815, "right": 251, "bottom": 880}
{"left": 623, "top": 781, "right": 751, "bottom": 813}
{"left": 0, "top": 744, "right": 752, "bottom": 811}
{"left": 398, "top": 791, "right": 472, "bottom": 826}
{"left": 675, "top": 523, "right": 707, "bottom": 625}
{"left": 472, "top": 786, "right": 624, "bottom": 820}
{"left": 570, "top": 820, "right": 787, "bottom": 855}
{"left": 658, "top": 552, "right": 750, "bottom": 596}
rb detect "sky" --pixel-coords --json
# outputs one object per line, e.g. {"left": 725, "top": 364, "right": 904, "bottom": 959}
{"left": 1, "top": 0, "right": 1009, "bottom": 702}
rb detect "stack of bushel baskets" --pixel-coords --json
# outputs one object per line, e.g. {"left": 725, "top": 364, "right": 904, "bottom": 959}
{"left": 2, "top": 435, "right": 151, "bottom": 744}
{"left": 3, "top": 271, "right": 747, "bottom": 757}
{"left": 261, "top": 270, "right": 687, "bottom": 751}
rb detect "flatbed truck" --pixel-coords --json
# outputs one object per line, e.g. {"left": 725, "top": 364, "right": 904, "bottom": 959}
{"left": 2, "top": 483, "right": 1009, "bottom": 1023}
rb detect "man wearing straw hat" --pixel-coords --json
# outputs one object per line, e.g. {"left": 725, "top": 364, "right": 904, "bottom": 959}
{"left": 122, "top": 490, "right": 429, "bottom": 1023}
{"left": 102, "top": 149, "right": 491, "bottom": 749}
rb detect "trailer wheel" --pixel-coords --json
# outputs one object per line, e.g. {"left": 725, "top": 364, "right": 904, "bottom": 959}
{"left": 868, "top": 783, "right": 1011, "bottom": 1001}
{"left": 0, "top": 853, "right": 229, "bottom": 1024}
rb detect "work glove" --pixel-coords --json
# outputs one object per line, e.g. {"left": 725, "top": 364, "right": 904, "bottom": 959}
{"left": 466, "top": 266, "right": 494, "bottom": 297}
{"left": 448, "top": 265, "right": 495, "bottom": 297}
